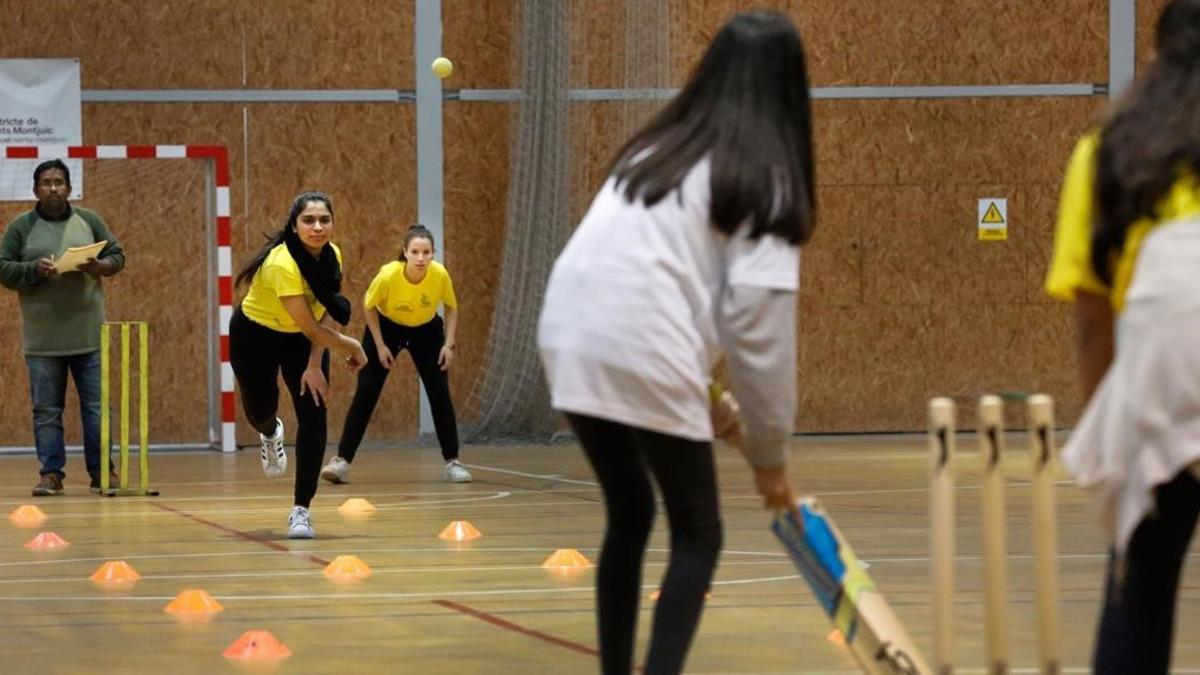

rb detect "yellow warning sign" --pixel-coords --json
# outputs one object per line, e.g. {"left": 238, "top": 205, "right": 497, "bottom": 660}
{"left": 977, "top": 198, "right": 1008, "bottom": 242}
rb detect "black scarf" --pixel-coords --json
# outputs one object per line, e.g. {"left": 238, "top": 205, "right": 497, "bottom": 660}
{"left": 283, "top": 229, "right": 351, "bottom": 325}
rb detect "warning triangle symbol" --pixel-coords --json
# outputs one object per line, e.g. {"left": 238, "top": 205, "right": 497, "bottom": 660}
{"left": 982, "top": 202, "right": 1005, "bottom": 224}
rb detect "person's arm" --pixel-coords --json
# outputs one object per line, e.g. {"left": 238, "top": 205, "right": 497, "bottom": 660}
{"left": 718, "top": 284, "right": 799, "bottom": 513}
{"left": 1074, "top": 290, "right": 1114, "bottom": 400}
{"left": 438, "top": 305, "right": 458, "bottom": 371}
{"left": 279, "top": 295, "right": 367, "bottom": 372}
{"left": 0, "top": 221, "right": 53, "bottom": 289}
{"left": 364, "top": 307, "right": 394, "bottom": 369}
{"left": 299, "top": 313, "right": 335, "bottom": 406}
{"left": 77, "top": 210, "right": 125, "bottom": 278}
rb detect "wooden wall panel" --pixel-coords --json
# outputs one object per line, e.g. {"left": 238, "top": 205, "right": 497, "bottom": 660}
{"left": 0, "top": 1, "right": 1130, "bottom": 445}
{"left": 243, "top": 1, "right": 414, "bottom": 89}
{"left": 1138, "top": 0, "right": 1170, "bottom": 69}
{"left": 669, "top": 0, "right": 1106, "bottom": 87}
{"left": 443, "top": 102, "right": 510, "bottom": 418}
{"left": 0, "top": 0, "right": 244, "bottom": 88}
{"left": 444, "top": 1, "right": 514, "bottom": 88}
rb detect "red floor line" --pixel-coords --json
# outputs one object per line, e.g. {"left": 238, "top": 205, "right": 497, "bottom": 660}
{"left": 431, "top": 599, "right": 599, "bottom": 658}
{"left": 151, "top": 502, "right": 330, "bottom": 567}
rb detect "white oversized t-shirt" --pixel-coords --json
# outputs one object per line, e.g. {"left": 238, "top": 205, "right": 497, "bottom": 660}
{"left": 537, "top": 158, "right": 800, "bottom": 441}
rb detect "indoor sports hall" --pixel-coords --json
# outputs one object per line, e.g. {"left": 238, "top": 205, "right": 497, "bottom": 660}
{"left": 0, "top": 2, "right": 1196, "bottom": 674}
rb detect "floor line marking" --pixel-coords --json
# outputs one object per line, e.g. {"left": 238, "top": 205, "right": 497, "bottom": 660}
{"left": 151, "top": 502, "right": 330, "bottom": 567}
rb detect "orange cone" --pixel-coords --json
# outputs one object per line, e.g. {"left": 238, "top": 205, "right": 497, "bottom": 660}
{"left": 337, "top": 498, "right": 377, "bottom": 516}
{"left": 164, "top": 589, "right": 224, "bottom": 618}
{"left": 222, "top": 630, "right": 292, "bottom": 659}
{"left": 542, "top": 548, "right": 592, "bottom": 569}
{"left": 827, "top": 628, "right": 846, "bottom": 645}
{"left": 322, "top": 555, "right": 372, "bottom": 581}
{"left": 8, "top": 504, "right": 47, "bottom": 528}
{"left": 24, "top": 532, "right": 69, "bottom": 550}
{"left": 438, "top": 520, "right": 482, "bottom": 542}
{"left": 89, "top": 560, "right": 141, "bottom": 587}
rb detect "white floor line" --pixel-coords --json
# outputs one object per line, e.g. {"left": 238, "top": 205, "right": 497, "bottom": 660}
{"left": 467, "top": 463, "right": 600, "bottom": 487}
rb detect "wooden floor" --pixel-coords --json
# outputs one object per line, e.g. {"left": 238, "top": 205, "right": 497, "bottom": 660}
{"left": 1, "top": 435, "right": 1197, "bottom": 674}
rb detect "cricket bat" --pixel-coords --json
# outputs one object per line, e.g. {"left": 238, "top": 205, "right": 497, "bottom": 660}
{"left": 707, "top": 383, "right": 929, "bottom": 673}
{"left": 773, "top": 498, "right": 931, "bottom": 675}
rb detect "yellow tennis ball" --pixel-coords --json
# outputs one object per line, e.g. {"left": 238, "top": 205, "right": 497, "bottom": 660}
{"left": 431, "top": 57, "right": 453, "bottom": 79}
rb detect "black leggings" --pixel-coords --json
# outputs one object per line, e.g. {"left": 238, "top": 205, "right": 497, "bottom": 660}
{"left": 565, "top": 413, "right": 723, "bottom": 675}
{"left": 229, "top": 306, "right": 330, "bottom": 508}
{"left": 337, "top": 314, "right": 459, "bottom": 462}
{"left": 1094, "top": 468, "right": 1200, "bottom": 674}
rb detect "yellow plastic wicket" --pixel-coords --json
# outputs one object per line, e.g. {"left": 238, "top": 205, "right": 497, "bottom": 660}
{"left": 100, "top": 321, "right": 155, "bottom": 496}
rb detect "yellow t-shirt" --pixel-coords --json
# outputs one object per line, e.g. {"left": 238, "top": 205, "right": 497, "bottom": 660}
{"left": 364, "top": 260, "right": 457, "bottom": 327}
{"left": 241, "top": 243, "right": 344, "bottom": 332}
{"left": 1045, "top": 131, "right": 1200, "bottom": 312}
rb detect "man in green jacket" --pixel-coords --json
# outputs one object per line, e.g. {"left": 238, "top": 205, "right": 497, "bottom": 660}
{"left": 0, "top": 159, "right": 125, "bottom": 496}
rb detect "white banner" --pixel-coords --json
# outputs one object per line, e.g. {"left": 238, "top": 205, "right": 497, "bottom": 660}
{"left": 0, "top": 59, "right": 82, "bottom": 201}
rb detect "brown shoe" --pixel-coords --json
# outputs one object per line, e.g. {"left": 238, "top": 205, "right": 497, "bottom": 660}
{"left": 32, "top": 473, "right": 64, "bottom": 496}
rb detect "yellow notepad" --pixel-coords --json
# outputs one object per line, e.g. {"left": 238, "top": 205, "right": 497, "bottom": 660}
{"left": 54, "top": 240, "right": 107, "bottom": 273}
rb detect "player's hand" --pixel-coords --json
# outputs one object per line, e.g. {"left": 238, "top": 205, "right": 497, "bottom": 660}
{"left": 36, "top": 257, "right": 58, "bottom": 278}
{"left": 754, "top": 466, "right": 800, "bottom": 521}
{"left": 299, "top": 366, "right": 328, "bottom": 407}
{"left": 438, "top": 345, "right": 455, "bottom": 371}
{"left": 344, "top": 341, "right": 368, "bottom": 373}
{"left": 78, "top": 257, "right": 112, "bottom": 278}
{"left": 710, "top": 389, "right": 742, "bottom": 445}
{"left": 376, "top": 340, "right": 395, "bottom": 370}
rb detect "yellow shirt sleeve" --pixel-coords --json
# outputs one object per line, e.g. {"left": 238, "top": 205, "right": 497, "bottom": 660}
{"left": 363, "top": 263, "right": 394, "bottom": 311}
{"left": 1044, "top": 132, "right": 1110, "bottom": 302}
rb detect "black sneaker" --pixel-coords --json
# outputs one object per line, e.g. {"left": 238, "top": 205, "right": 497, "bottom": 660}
{"left": 32, "top": 473, "right": 64, "bottom": 496}
{"left": 90, "top": 471, "right": 121, "bottom": 494}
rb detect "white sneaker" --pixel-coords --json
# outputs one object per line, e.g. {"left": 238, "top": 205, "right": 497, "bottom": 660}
{"left": 444, "top": 459, "right": 473, "bottom": 483}
{"left": 288, "top": 505, "right": 314, "bottom": 539}
{"left": 260, "top": 418, "right": 286, "bottom": 478}
{"left": 321, "top": 456, "right": 351, "bottom": 484}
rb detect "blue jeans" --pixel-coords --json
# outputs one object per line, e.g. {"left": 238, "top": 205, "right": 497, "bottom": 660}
{"left": 26, "top": 351, "right": 109, "bottom": 478}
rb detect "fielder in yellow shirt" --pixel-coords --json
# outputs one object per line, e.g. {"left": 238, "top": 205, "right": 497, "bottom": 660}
{"left": 322, "top": 224, "right": 471, "bottom": 483}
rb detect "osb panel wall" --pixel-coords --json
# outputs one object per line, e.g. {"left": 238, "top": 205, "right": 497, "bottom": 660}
{"left": 443, "top": 102, "right": 509, "bottom": 418}
{"left": 0, "top": 1, "right": 1127, "bottom": 446}
{"left": 796, "top": 96, "right": 1103, "bottom": 431}
{"left": 0, "top": 0, "right": 416, "bottom": 89}
{"left": 670, "top": 0, "right": 1107, "bottom": 88}
{"left": 1138, "top": 0, "right": 1170, "bottom": 68}
{"left": 0, "top": 104, "right": 246, "bottom": 447}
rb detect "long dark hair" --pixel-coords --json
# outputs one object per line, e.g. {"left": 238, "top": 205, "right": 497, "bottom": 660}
{"left": 609, "top": 9, "right": 816, "bottom": 245}
{"left": 236, "top": 191, "right": 335, "bottom": 288}
{"left": 1093, "top": 0, "right": 1200, "bottom": 283}
{"left": 397, "top": 224, "right": 435, "bottom": 261}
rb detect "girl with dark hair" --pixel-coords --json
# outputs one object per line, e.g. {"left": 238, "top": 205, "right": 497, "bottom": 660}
{"left": 1045, "top": 1, "right": 1200, "bottom": 670}
{"left": 232, "top": 191, "right": 367, "bottom": 538}
{"left": 537, "top": 10, "right": 811, "bottom": 674}
{"left": 322, "top": 224, "right": 470, "bottom": 484}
